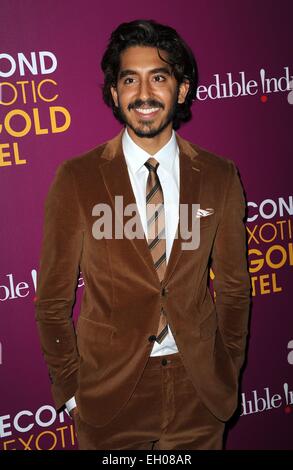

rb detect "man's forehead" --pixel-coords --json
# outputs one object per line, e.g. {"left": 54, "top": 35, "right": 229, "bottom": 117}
{"left": 119, "top": 46, "right": 171, "bottom": 70}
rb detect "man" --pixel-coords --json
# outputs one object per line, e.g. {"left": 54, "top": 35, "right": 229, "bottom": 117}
{"left": 35, "top": 19, "right": 251, "bottom": 450}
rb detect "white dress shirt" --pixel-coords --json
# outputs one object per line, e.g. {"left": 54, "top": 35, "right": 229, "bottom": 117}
{"left": 66, "top": 128, "right": 180, "bottom": 413}
{"left": 122, "top": 128, "right": 179, "bottom": 356}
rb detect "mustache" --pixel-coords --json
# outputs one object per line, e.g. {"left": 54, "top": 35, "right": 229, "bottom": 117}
{"left": 128, "top": 99, "right": 164, "bottom": 111}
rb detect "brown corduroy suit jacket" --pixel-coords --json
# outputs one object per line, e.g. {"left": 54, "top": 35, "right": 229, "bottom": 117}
{"left": 35, "top": 130, "right": 251, "bottom": 427}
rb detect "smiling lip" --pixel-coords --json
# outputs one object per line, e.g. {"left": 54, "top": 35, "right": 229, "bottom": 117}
{"left": 133, "top": 107, "right": 161, "bottom": 119}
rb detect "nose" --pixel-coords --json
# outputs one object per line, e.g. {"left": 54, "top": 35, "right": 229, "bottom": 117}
{"left": 137, "top": 78, "right": 151, "bottom": 101}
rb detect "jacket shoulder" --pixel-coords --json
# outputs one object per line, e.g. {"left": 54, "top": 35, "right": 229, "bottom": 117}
{"left": 57, "top": 141, "right": 108, "bottom": 174}
{"left": 189, "top": 141, "right": 235, "bottom": 173}
{"left": 177, "top": 133, "right": 236, "bottom": 174}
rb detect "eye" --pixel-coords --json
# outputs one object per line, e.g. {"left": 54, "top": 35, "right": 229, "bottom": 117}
{"left": 124, "top": 77, "right": 135, "bottom": 84}
{"left": 153, "top": 75, "right": 166, "bottom": 82}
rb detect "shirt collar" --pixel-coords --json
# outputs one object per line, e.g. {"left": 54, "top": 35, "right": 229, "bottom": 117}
{"left": 122, "top": 127, "right": 178, "bottom": 175}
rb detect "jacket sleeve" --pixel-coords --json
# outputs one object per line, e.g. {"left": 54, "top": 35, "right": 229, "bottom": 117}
{"left": 211, "top": 160, "right": 251, "bottom": 374}
{"left": 35, "top": 161, "right": 84, "bottom": 410}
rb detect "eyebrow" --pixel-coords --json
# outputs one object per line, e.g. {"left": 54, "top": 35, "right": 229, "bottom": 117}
{"left": 119, "top": 67, "right": 172, "bottom": 79}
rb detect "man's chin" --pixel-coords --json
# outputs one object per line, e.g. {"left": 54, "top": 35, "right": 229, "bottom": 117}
{"left": 131, "top": 128, "right": 162, "bottom": 139}
{"left": 127, "top": 121, "right": 171, "bottom": 139}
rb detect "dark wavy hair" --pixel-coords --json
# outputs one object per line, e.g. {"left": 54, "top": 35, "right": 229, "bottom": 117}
{"left": 101, "top": 19, "right": 198, "bottom": 130}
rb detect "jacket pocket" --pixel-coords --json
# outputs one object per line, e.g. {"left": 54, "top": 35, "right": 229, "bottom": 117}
{"left": 76, "top": 315, "right": 116, "bottom": 345}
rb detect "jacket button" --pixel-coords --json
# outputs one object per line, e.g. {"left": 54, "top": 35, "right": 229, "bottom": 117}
{"left": 148, "top": 335, "right": 157, "bottom": 342}
{"left": 161, "top": 287, "right": 169, "bottom": 296}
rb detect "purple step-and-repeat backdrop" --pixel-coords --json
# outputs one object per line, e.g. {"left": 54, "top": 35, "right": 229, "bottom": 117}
{"left": 1, "top": 0, "right": 292, "bottom": 450}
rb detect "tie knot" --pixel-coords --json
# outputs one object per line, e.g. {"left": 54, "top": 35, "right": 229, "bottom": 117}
{"left": 145, "top": 157, "right": 159, "bottom": 173}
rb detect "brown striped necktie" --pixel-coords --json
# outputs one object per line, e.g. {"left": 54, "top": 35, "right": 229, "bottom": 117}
{"left": 145, "top": 157, "right": 168, "bottom": 344}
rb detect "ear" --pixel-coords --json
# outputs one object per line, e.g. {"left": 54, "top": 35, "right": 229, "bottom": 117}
{"left": 177, "top": 80, "right": 190, "bottom": 104}
{"left": 110, "top": 85, "right": 119, "bottom": 107}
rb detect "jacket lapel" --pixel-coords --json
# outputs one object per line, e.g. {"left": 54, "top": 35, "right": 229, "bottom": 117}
{"left": 98, "top": 131, "right": 159, "bottom": 280}
{"left": 98, "top": 130, "right": 203, "bottom": 285}
{"left": 164, "top": 134, "right": 203, "bottom": 284}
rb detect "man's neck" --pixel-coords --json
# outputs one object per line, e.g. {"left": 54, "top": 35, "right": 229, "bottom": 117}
{"left": 126, "top": 125, "right": 173, "bottom": 155}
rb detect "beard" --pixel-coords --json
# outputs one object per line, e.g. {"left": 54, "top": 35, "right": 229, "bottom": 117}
{"left": 116, "top": 93, "right": 179, "bottom": 139}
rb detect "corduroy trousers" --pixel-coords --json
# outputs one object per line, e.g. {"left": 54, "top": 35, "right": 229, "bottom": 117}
{"left": 75, "top": 352, "right": 225, "bottom": 450}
